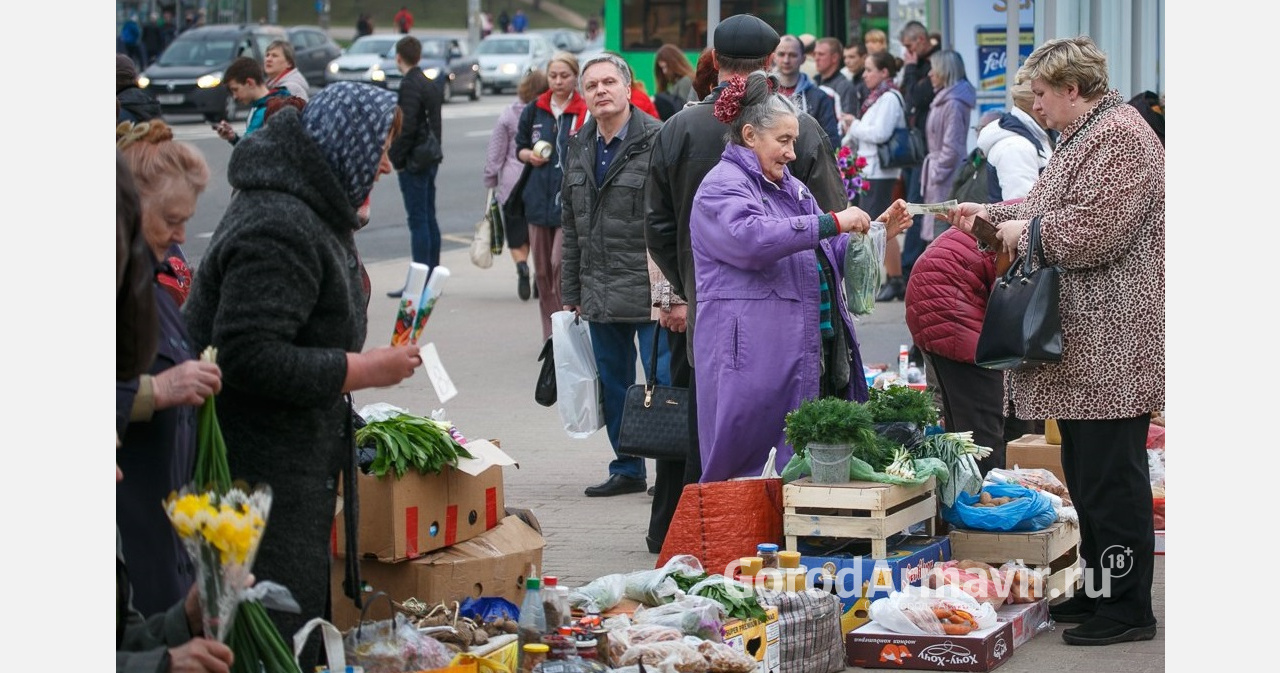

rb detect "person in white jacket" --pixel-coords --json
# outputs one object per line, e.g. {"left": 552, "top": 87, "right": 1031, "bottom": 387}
{"left": 841, "top": 50, "right": 905, "bottom": 228}
{"left": 975, "top": 82, "right": 1053, "bottom": 200}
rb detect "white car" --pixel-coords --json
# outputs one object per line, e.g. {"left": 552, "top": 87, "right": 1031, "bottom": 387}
{"left": 325, "top": 34, "right": 402, "bottom": 87}
{"left": 474, "top": 33, "right": 555, "bottom": 94}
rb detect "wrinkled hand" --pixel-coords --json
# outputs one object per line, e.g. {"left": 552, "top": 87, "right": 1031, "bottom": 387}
{"left": 168, "top": 638, "right": 234, "bottom": 673}
{"left": 347, "top": 345, "right": 421, "bottom": 391}
{"left": 660, "top": 304, "right": 688, "bottom": 333}
{"left": 835, "top": 206, "right": 872, "bottom": 234}
{"left": 997, "top": 219, "right": 1027, "bottom": 255}
{"left": 153, "top": 360, "right": 223, "bottom": 410}
{"left": 877, "top": 199, "right": 912, "bottom": 237}
{"left": 939, "top": 202, "right": 989, "bottom": 236}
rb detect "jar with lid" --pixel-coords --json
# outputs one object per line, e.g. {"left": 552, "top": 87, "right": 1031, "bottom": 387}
{"left": 778, "top": 550, "right": 801, "bottom": 569}
{"left": 522, "top": 643, "right": 549, "bottom": 673}
{"left": 756, "top": 543, "right": 779, "bottom": 569}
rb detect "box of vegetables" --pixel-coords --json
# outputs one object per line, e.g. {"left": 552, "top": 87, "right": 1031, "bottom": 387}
{"left": 333, "top": 404, "right": 515, "bottom": 562}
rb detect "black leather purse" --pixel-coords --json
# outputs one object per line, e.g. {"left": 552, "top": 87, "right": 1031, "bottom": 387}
{"left": 535, "top": 336, "right": 556, "bottom": 407}
{"left": 974, "top": 216, "right": 1063, "bottom": 370}
{"left": 407, "top": 123, "right": 443, "bottom": 173}
{"left": 618, "top": 328, "right": 690, "bottom": 461}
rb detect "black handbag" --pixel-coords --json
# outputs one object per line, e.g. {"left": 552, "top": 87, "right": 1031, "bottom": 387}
{"left": 877, "top": 91, "right": 927, "bottom": 169}
{"left": 407, "top": 124, "right": 443, "bottom": 173}
{"left": 535, "top": 336, "right": 556, "bottom": 407}
{"left": 618, "top": 328, "right": 690, "bottom": 461}
{"left": 974, "top": 217, "right": 1063, "bottom": 370}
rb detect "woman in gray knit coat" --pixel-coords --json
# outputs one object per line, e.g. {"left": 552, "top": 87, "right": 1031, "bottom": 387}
{"left": 183, "top": 83, "right": 422, "bottom": 670}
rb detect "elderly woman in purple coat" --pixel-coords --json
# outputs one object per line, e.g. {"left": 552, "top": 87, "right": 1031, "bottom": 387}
{"left": 689, "top": 72, "right": 911, "bottom": 482}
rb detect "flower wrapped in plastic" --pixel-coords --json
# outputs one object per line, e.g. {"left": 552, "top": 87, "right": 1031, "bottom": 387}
{"left": 835, "top": 146, "right": 870, "bottom": 204}
{"left": 165, "top": 483, "right": 272, "bottom": 641}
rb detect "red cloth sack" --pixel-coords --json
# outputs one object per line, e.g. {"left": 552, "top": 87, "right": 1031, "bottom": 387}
{"left": 656, "top": 478, "right": 784, "bottom": 576}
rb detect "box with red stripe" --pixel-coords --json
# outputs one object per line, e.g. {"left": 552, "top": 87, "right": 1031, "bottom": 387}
{"left": 333, "top": 439, "right": 514, "bottom": 562}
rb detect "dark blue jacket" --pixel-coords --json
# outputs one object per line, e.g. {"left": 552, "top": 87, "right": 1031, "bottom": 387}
{"left": 513, "top": 89, "right": 588, "bottom": 227}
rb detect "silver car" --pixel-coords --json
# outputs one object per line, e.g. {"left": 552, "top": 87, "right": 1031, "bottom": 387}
{"left": 474, "top": 33, "right": 555, "bottom": 94}
{"left": 324, "top": 35, "right": 402, "bottom": 87}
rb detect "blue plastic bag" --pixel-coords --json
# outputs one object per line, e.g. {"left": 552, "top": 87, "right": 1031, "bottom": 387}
{"left": 941, "top": 483, "right": 1056, "bottom": 532}
{"left": 458, "top": 596, "right": 519, "bottom": 623}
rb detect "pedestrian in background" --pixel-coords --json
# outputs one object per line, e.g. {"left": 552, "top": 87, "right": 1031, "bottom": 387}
{"left": 514, "top": 52, "right": 587, "bottom": 341}
{"left": 212, "top": 57, "right": 289, "bottom": 144}
{"left": 117, "top": 54, "right": 162, "bottom": 123}
{"left": 975, "top": 82, "right": 1054, "bottom": 201}
{"left": 485, "top": 70, "right": 548, "bottom": 300}
{"left": 387, "top": 35, "right": 445, "bottom": 295}
{"left": 394, "top": 5, "right": 413, "bottom": 33}
{"left": 512, "top": 9, "right": 528, "bottom": 33}
{"left": 919, "top": 49, "right": 976, "bottom": 240}
{"left": 561, "top": 53, "right": 670, "bottom": 498}
{"left": 942, "top": 35, "right": 1164, "bottom": 647}
{"left": 653, "top": 44, "right": 696, "bottom": 120}
{"left": 771, "top": 34, "right": 841, "bottom": 148}
{"left": 691, "top": 47, "right": 717, "bottom": 100}
{"left": 182, "top": 83, "right": 422, "bottom": 670}
{"left": 116, "top": 120, "right": 221, "bottom": 618}
{"left": 841, "top": 50, "right": 906, "bottom": 224}
{"left": 263, "top": 39, "right": 310, "bottom": 102}
{"left": 356, "top": 12, "right": 373, "bottom": 39}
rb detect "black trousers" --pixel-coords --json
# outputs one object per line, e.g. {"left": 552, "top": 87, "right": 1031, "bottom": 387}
{"left": 647, "top": 329, "right": 702, "bottom": 553}
{"left": 924, "top": 351, "right": 1036, "bottom": 473}
{"left": 1059, "top": 415, "right": 1156, "bottom": 626}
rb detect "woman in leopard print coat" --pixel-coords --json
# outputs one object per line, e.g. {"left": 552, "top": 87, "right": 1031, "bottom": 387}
{"left": 944, "top": 36, "right": 1163, "bottom": 647}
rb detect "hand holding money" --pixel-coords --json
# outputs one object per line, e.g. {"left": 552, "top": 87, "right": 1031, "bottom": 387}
{"left": 937, "top": 202, "right": 990, "bottom": 238}
{"left": 905, "top": 199, "right": 958, "bottom": 216}
{"left": 877, "top": 199, "right": 913, "bottom": 237}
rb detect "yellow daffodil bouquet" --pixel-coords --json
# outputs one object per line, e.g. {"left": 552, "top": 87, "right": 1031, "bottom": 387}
{"left": 164, "top": 483, "right": 272, "bottom": 641}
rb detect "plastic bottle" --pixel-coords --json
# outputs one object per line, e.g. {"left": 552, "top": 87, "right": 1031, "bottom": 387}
{"left": 898, "top": 344, "right": 910, "bottom": 382}
{"left": 542, "top": 576, "right": 566, "bottom": 630}
{"left": 518, "top": 577, "right": 547, "bottom": 672}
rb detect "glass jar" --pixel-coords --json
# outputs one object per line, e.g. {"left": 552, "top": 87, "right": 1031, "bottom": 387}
{"left": 778, "top": 550, "right": 802, "bottom": 569}
{"left": 522, "top": 643, "right": 549, "bottom": 673}
{"left": 756, "top": 543, "right": 779, "bottom": 569}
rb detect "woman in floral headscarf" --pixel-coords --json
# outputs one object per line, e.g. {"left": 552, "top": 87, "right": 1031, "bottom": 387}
{"left": 182, "top": 82, "right": 422, "bottom": 670}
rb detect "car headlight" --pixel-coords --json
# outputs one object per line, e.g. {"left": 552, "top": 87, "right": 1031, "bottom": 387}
{"left": 500, "top": 63, "right": 518, "bottom": 75}
{"left": 138, "top": 75, "right": 150, "bottom": 88}
{"left": 423, "top": 67, "right": 440, "bottom": 80}
{"left": 328, "top": 62, "right": 339, "bottom": 74}
{"left": 371, "top": 66, "right": 385, "bottom": 82}
{"left": 196, "top": 72, "right": 222, "bottom": 89}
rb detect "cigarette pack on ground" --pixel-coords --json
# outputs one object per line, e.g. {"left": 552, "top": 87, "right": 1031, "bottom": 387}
{"left": 391, "top": 263, "right": 431, "bottom": 346}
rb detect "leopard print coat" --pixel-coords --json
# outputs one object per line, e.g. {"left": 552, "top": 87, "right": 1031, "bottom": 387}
{"left": 987, "top": 90, "right": 1164, "bottom": 420}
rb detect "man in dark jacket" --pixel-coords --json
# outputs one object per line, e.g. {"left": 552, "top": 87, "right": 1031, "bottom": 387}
{"left": 117, "top": 54, "right": 162, "bottom": 123}
{"left": 387, "top": 35, "right": 445, "bottom": 296}
{"left": 896, "top": 20, "right": 942, "bottom": 288}
{"left": 643, "top": 13, "right": 848, "bottom": 554}
{"left": 562, "top": 53, "right": 668, "bottom": 498}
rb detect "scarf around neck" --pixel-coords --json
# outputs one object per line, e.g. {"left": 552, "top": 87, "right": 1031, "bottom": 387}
{"left": 860, "top": 78, "right": 898, "bottom": 118}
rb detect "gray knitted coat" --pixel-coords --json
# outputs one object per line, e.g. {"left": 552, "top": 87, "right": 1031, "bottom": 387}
{"left": 182, "top": 106, "right": 368, "bottom": 664}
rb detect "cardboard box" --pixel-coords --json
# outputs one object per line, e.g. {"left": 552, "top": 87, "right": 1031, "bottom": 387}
{"left": 330, "top": 514, "right": 545, "bottom": 630}
{"left": 802, "top": 535, "right": 951, "bottom": 612}
{"left": 334, "top": 439, "right": 515, "bottom": 561}
{"left": 947, "top": 522, "right": 1081, "bottom": 599}
{"left": 1005, "top": 434, "right": 1065, "bottom": 485}
{"left": 996, "top": 599, "right": 1050, "bottom": 649}
{"left": 845, "top": 620, "right": 1015, "bottom": 671}
{"left": 722, "top": 606, "right": 780, "bottom": 673}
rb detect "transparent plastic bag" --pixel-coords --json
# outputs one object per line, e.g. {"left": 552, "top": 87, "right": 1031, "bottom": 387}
{"left": 843, "top": 225, "right": 881, "bottom": 316}
{"left": 624, "top": 554, "right": 707, "bottom": 606}
{"left": 551, "top": 310, "right": 604, "bottom": 438}
{"left": 633, "top": 595, "right": 726, "bottom": 641}
{"left": 569, "top": 573, "right": 627, "bottom": 613}
{"left": 617, "top": 639, "right": 709, "bottom": 673}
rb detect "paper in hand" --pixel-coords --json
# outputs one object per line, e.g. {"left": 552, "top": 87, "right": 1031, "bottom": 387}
{"left": 905, "top": 199, "right": 958, "bottom": 216}
{"left": 421, "top": 342, "right": 457, "bottom": 404}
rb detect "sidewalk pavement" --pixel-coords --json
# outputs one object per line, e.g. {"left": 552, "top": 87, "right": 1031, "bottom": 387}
{"left": 356, "top": 246, "right": 1165, "bottom": 672}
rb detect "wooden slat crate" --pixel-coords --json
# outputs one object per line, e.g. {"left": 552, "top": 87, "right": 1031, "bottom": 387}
{"left": 948, "top": 522, "right": 1082, "bottom": 598}
{"left": 784, "top": 476, "right": 937, "bottom": 559}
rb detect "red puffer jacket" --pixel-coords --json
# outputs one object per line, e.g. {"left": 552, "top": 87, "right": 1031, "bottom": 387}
{"left": 904, "top": 227, "right": 998, "bottom": 363}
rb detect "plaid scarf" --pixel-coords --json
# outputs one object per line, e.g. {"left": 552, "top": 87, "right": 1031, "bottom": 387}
{"left": 301, "top": 82, "right": 398, "bottom": 209}
{"left": 860, "top": 78, "right": 898, "bottom": 118}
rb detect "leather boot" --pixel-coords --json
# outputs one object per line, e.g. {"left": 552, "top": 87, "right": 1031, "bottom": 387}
{"left": 876, "top": 276, "right": 905, "bottom": 302}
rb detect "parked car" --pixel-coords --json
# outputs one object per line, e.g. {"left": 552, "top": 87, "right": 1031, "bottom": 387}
{"left": 325, "top": 34, "right": 401, "bottom": 87}
{"left": 286, "top": 25, "right": 342, "bottom": 89}
{"left": 474, "top": 33, "right": 555, "bottom": 94}
{"left": 385, "top": 35, "right": 481, "bottom": 102}
{"left": 138, "top": 23, "right": 285, "bottom": 122}
{"left": 531, "top": 28, "right": 586, "bottom": 54}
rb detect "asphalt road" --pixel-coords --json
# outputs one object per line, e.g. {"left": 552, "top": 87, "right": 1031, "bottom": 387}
{"left": 165, "top": 91, "right": 515, "bottom": 267}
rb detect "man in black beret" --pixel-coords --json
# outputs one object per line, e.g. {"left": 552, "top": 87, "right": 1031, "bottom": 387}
{"left": 641, "top": 13, "right": 849, "bottom": 556}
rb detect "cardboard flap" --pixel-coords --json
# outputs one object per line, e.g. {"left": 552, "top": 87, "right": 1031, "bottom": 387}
{"left": 456, "top": 439, "right": 519, "bottom": 475}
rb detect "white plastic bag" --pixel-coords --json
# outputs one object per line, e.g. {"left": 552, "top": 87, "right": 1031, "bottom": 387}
{"left": 551, "top": 311, "right": 604, "bottom": 438}
{"left": 469, "top": 215, "right": 493, "bottom": 268}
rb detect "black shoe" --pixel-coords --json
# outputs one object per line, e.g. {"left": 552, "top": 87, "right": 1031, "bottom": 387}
{"left": 516, "top": 264, "right": 531, "bottom": 301}
{"left": 647, "top": 485, "right": 655, "bottom": 496}
{"left": 645, "top": 535, "right": 662, "bottom": 554}
{"left": 1048, "top": 595, "right": 1097, "bottom": 624}
{"left": 875, "top": 276, "right": 905, "bottom": 302}
{"left": 1062, "top": 616, "right": 1157, "bottom": 646}
{"left": 584, "top": 474, "right": 647, "bottom": 497}
{"left": 386, "top": 288, "right": 404, "bottom": 299}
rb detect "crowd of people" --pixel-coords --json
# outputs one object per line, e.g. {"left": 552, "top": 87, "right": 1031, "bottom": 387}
{"left": 115, "top": 13, "right": 1165, "bottom": 671}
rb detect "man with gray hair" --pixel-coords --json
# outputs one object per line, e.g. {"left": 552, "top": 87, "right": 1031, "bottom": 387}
{"left": 643, "top": 13, "right": 851, "bottom": 555}
{"left": 561, "top": 53, "right": 669, "bottom": 498}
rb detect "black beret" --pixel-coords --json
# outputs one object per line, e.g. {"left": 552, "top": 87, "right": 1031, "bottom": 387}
{"left": 713, "top": 14, "right": 780, "bottom": 60}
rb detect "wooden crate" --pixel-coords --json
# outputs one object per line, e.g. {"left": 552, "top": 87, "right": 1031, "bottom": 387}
{"left": 783, "top": 477, "right": 937, "bottom": 559}
{"left": 948, "top": 522, "right": 1082, "bottom": 599}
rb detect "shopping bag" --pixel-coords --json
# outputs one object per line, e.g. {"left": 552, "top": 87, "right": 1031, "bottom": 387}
{"left": 486, "top": 188, "right": 505, "bottom": 255}
{"left": 470, "top": 215, "right": 494, "bottom": 269}
{"left": 550, "top": 310, "right": 604, "bottom": 438}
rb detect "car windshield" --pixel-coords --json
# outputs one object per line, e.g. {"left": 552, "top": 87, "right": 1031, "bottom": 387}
{"left": 477, "top": 38, "right": 530, "bottom": 55}
{"left": 348, "top": 37, "right": 398, "bottom": 56}
{"left": 157, "top": 33, "right": 239, "bottom": 66}
{"left": 420, "top": 40, "right": 446, "bottom": 58}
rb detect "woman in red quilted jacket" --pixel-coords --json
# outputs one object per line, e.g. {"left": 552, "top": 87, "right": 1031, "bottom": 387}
{"left": 903, "top": 227, "right": 1035, "bottom": 473}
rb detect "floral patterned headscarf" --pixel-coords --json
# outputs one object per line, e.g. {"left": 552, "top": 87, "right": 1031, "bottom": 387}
{"left": 301, "top": 82, "right": 398, "bottom": 209}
